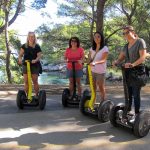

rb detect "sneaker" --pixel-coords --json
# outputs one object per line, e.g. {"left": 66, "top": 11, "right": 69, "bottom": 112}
{"left": 129, "top": 116, "right": 135, "bottom": 124}
{"left": 34, "top": 95, "right": 38, "bottom": 100}
{"left": 129, "top": 113, "right": 138, "bottom": 124}
{"left": 127, "top": 111, "right": 134, "bottom": 115}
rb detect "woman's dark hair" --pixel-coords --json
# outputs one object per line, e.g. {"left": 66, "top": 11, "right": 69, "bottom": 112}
{"left": 69, "top": 37, "right": 80, "bottom": 48}
{"left": 92, "top": 31, "right": 105, "bottom": 51}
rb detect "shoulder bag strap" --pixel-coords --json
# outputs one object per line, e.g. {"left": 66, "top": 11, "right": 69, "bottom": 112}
{"left": 87, "top": 51, "right": 98, "bottom": 65}
{"left": 126, "top": 43, "right": 130, "bottom": 61}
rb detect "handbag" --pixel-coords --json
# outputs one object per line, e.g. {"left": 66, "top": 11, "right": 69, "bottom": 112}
{"left": 126, "top": 65, "right": 148, "bottom": 87}
{"left": 125, "top": 44, "right": 148, "bottom": 87}
{"left": 38, "top": 61, "right": 42, "bottom": 74}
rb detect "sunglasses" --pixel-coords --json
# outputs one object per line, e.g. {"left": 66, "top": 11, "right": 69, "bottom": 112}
{"left": 122, "top": 30, "right": 134, "bottom": 35}
{"left": 71, "top": 39, "right": 77, "bottom": 42}
{"left": 94, "top": 35, "right": 101, "bottom": 38}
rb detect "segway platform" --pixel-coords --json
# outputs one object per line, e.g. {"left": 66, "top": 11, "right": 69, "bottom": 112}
{"left": 16, "top": 89, "right": 46, "bottom": 110}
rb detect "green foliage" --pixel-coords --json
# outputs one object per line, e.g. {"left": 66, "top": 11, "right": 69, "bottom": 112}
{"left": 0, "top": 30, "right": 23, "bottom": 83}
{"left": 37, "top": 21, "right": 92, "bottom": 63}
{"left": 31, "top": 0, "right": 47, "bottom": 9}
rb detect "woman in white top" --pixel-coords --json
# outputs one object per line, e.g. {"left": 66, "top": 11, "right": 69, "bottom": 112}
{"left": 89, "top": 31, "right": 109, "bottom": 102}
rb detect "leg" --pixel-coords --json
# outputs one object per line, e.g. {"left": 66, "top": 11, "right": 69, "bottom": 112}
{"left": 92, "top": 73, "right": 97, "bottom": 103}
{"left": 97, "top": 74, "right": 105, "bottom": 101}
{"left": 31, "top": 74, "right": 39, "bottom": 96}
{"left": 132, "top": 86, "right": 141, "bottom": 114}
{"left": 76, "top": 78, "right": 82, "bottom": 96}
{"left": 127, "top": 86, "right": 133, "bottom": 111}
{"left": 23, "top": 74, "right": 28, "bottom": 95}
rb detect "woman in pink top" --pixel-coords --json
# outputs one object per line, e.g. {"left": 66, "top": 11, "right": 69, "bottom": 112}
{"left": 64, "top": 37, "right": 84, "bottom": 98}
{"left": 89, "top": 31, "right": 109, "bottom": 102}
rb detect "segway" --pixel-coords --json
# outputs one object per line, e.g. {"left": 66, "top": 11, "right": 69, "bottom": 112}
{"left": 62, "top": 61, "right": 80, "bottom": 107}
{"left": 16, "top": 60, "right": 46, "bottom": 110}
{"left": 79, "top": 64, "right": 114, "bottom": 122}
{"left": 109, "top": 65, "right": 150, "bottom": 138}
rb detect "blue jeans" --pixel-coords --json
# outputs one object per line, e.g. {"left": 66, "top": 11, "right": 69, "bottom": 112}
{"left": 127, "top": 86, "right": 141, "bottom": 114}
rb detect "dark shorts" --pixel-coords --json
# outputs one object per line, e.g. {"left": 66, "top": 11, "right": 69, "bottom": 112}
{"left": 66, "top": 69, "right": 83, "bottom": 78}
{"left": 22, "top": 64, "right": 40, "bottom": 75}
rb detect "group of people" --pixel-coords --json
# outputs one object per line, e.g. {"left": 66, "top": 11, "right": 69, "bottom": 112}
{"left": 18, "top": 25, "right": 147, "bottom": 115}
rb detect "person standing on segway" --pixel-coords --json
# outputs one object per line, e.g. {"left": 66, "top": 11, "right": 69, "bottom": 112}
{"left": 88, "top": 31, "right": 109, "bottom": 103}
{"left": 113, "top": 25, "right": 147, "bottom": 115}
{"left": 64, "top": 37, "right": 84, "bottom": 100}
{"left": 18, "top": 31, "right": 42, "bottom": 98}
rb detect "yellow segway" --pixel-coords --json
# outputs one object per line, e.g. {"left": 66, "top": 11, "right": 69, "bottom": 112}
{"left": 16, "top": 60, "right": 46, "bottom": 110}
{"left": 80, "top": 64, "right": 114, "bottom": 122}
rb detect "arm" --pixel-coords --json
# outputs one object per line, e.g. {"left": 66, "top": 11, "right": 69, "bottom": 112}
{"left": 32, "top": 52, "right": 42, "bottom": 64}
{"left": 132, "top": 49, "right": 147, "bottom": 67}
{"left": 36, "top": 52, "right": 42, "bottom": 62}
{"left": 78, "top": 48, "right": 85, "bottom": 64}
{"left": 94, "top": 52, "right": 108, "bottom": 65}
{"left": 114, "top": 51, "right": 125, "bottom": 64}
{"left": 18, "top": 48, "right": 24, "bottom": 65}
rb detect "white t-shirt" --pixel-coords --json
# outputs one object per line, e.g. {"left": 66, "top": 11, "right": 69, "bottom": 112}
{"left": 90, "top": 46, "right": 109, "bottom": 74}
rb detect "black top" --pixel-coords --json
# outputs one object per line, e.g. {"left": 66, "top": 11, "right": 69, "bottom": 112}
{"left": 21, "top": 44, "right": 42, "bottom": 62}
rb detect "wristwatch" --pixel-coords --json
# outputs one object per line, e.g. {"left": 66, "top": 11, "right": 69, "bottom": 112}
{"left": 92, "top": 62, "right": 96, "bottom": 66}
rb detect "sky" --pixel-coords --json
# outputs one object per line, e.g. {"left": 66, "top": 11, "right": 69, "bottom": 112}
{"left": 9, "top": 0, "right": 66, "bottom": 43}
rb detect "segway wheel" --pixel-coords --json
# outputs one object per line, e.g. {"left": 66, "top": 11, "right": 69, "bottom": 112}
{"left": 98, "top": 100, "right": 114, "bottom": 122}
{"left": 109, "top": 103, "right": 125, "bottom": 127}
{"left": 38, "top": 90, "right": 46, "bottom": 110}
{"left": 133, "top": 111, "right": 150, "bottom": 138}
{"left": 79, "top": 89, "right": 90, "bottom": 115}
{"left": 62, "top": 88, "right": 70, "bottom": 107}
{"left": 16, "top": 90, "right": 26, "bottom": 109}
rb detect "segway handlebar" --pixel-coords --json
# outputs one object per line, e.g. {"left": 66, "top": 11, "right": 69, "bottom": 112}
{"left": 66, "top": 60, "right": 84, "bottom": 65}
{"left": 21, "top": 60, "right": 32, "bottom": 65}
{"left": 67, "top": 60, "right": 78, "bottom": 63}
{"left": 22, "top": 60, "right": 40, "bottom": 65}
{"left": 114, "top": 63, "right": 133, "bottom": 69}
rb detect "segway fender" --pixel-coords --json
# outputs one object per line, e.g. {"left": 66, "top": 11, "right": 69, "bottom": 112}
{"left": 38, "top": 90, "right": 46, "bottom": 110}
{"left": 82, "top": 89, "right": 91, "bottom": 107}
{"left": 80, "top": 89, "right": 90, "bottom": 115}
{"left": 109, "top": 103, "right": 125, "bottom": 127}
{"left": 62, "top": 88, "right": 70, "bottom": 107}
{"left": 115, "top": 103, "right": 125, "bottom": 108}
{"left": 16, "top": 90, "right": 26, "bottom": 109}
{"left": 98, "top": 100, "right": 114, "bottom": 122}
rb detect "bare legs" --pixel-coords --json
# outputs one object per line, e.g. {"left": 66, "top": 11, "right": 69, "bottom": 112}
{"left": 97, "top": 79, "right": 106, "bottom": 101}
{"left": 69, "top": 77, "right": 82, "bottom": 96}
{"left": 23, "top": 74, "right": 39, "bottom": 96}
{"left": 92, "top": 75, "right": 106, "bottom": 103}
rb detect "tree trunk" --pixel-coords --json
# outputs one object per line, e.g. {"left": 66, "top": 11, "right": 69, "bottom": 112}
{"left": 96, "top": 0, "right": 107, "bottom": 32}
{"left": 90, "top": 0, "right": 95, "bottom": 42}
{"left": 4, "top": 0, "right": 12, "bottom": 84}
{"left": 0, "top": 0, "right": 23, "bottom": 34}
